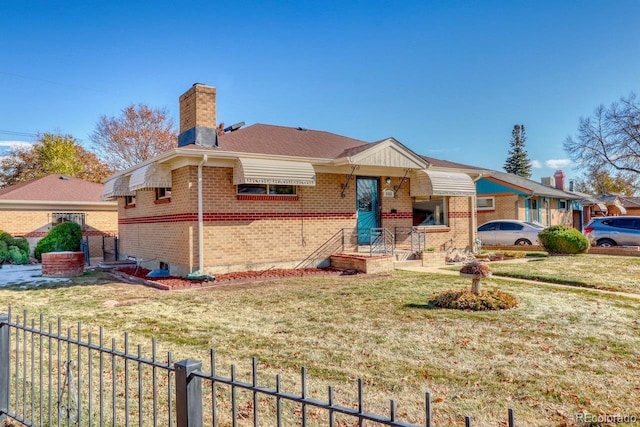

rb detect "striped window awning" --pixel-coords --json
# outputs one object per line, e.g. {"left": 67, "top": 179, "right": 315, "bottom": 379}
{"left": 233, "top": 158, "right": 316, "bottom": 186}
{"left": 616, "top": 204, "right": 627, "bottom": 214}
{"left": 129, "top": 163, "right": 172, "bottom": 191}
{"left": 102, "top": 175, "right": 135, "bottom": 200}
{"left": 411, "top": 169, "right": 476, "bottom": 197}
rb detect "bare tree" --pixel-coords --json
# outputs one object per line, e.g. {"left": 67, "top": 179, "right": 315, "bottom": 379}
{"left": 565, "top": 93, "right": 640, "bottom": 176}
{"left": 91, "top": 104, "right": 177, "bottom": 171}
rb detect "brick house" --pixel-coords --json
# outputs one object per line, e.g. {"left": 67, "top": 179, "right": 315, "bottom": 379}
{"left": 103, "top": 84, "right": 485, "bottom": 276}
{"left": 0, "top": 174, "right": 118, "bottom": 256}
{"left": 476, "top": 170, "right": 581, "bottom": 228}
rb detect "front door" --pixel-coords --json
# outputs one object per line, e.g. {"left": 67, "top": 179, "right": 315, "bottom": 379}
{"left": 356, "top": 177, "right": 380, "bottom": 244}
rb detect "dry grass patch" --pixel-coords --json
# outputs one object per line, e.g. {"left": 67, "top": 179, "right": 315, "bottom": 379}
{"left": 1, "top": 269, "right": 639, "bottom": 426}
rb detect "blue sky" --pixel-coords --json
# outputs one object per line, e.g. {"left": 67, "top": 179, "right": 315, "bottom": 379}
{"left": 1, "top": 1, "right": 639, "bottom": 182}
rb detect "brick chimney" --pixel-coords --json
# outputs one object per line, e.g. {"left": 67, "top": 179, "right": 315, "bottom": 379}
{"left": 553, "top": 170, "right": 565, "bottom": 191}
{"left": 178, "top": 83, "right": 218, "bottom": 147}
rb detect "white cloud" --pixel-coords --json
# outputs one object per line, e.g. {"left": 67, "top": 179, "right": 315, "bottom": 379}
{"left": 0, "top": 140, "right": 33, "bottom": 149}
{"left": 545, "top": 159, "right": 572, "bottom": 169}
{"left": 530, "top": 160, "right": 542, "bottom": 168}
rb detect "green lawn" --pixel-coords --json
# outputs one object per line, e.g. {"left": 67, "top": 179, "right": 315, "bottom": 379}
{"left": 1, "top": 256, "right": 639, "bottom": 426}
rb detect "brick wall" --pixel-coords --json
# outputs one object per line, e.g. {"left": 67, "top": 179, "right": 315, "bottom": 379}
{"left": 477, "top": 194, "right": 519, "bottom": 224}
{"left": 118, "top": 166, "right": 475, "bottom": 275}
{"left": 0, "top": 208, "right": 117, "bottom": 256}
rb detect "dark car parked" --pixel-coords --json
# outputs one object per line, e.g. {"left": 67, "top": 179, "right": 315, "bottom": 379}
{"left": 583, "top": 216, "right": 640, "bottom": 247}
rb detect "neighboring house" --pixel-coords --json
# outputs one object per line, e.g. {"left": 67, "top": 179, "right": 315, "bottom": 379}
{"left": 476, "top": 169, "right": 581, "bottom": 228}
{"left": 0, "top": 175, "right": 118, "bottom": 257}
{"left": 617, "top": 196, "right": 640, "bottom": 216}
{"left": 102, "top": 83, "right": 485, "bottom": 277}
{"left": 572, "top": 192, "right": 631, "bottom": 226}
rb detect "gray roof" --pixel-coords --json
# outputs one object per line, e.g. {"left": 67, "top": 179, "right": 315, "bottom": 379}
{"left": 487, "top": 170, "right": 580, "bottom": 199}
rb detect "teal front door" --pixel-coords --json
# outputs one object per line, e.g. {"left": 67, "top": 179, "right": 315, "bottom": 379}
{"left": 356, "top": 177, "right": 380, "bottom": 244}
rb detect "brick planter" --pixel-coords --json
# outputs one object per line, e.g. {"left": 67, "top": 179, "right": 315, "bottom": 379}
{"left": 42, "top": 252, "right": 85, "bottom": 277}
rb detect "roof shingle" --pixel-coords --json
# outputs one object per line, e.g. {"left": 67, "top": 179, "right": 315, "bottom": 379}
{"left": 0, "top": 175, "right": 106, "bottom": 202}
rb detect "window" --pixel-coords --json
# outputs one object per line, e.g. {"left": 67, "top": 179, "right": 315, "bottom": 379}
{"left": 413, "top": 196, "right": 448, "bottom": 226}
{"left": 558, "top": 199, "right": 568, "bottom": 210}
{"left": 613, "top": 218, "right": 639, "bottom": 229}
{"left": 477, "top": 197, "right": 495, "bottom": 211}
{"left": 499, "top": 222, "right": 524, "bottom": 231}
{"left": 237, "top": 184, "right": 296, "bottom": 195}
{"left": 478, "top": 222, "right": 497, "bottom": 232}
{"left": 51, "top": 213, "right": 85, "bottom": 229}
{"left": 155, "top": 187, "right": 172, "bottom": 200}
{"left": 125, "top": 195, "right": 136, "bottom": 207}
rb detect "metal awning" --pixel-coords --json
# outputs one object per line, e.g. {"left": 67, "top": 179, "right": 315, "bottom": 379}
{"left": 129, "top": 163, "right": 172, "bottom": 191}
{"left": 595, "top": 203, "right": 607, "bottom": 211}
{"left": 233, "top": 158, "right": 316, "bottom": 186}
{"left": 102, "top": 175, "right": 135, "bottom": 200}
{"left": 411, "top": 169, "right": 476, "bottom": 197}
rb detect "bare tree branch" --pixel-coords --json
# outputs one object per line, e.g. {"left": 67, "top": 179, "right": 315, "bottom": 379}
{"left": 565, "top": 93, "right": 640, "bottom": 177}
{"left": 91, "top": 104, "right": 177, "bottom": 171}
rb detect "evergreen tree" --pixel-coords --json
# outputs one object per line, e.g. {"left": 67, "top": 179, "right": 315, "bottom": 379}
{"left": 504, "top": 124, "right": 532, "bottom": 178}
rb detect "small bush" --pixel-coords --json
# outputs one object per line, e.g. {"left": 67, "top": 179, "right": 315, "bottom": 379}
{"left": 7, "top": 246, "right": 28, "bottom": 264}
{"left": 538, "top": 225, "right": 589, "bottom": 255}
{"left": 12, "top": 237, "right": 30, "bottom": 253}
{"left": 0, "top": 230, "right": 30, "bottom": 265}
{"left": 34, "top": 222, "right": 83, "bottom": 261}
{"left": 0, "top": 240, "right": 8, "bottom": 262}
{"left": 429, "top": 288, "right": 518, "bottom": 311}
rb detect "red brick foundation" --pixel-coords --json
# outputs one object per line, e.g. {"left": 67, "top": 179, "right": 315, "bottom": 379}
{"left": 42, "top": 252, "right": 85, "bottom": 277}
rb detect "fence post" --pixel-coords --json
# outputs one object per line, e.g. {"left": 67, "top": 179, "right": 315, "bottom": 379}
{"left": 0, "top": 313, "right": 9, "bottom": 422}
{"left": 175, "top": 359, "right": 203, "bottom": 427}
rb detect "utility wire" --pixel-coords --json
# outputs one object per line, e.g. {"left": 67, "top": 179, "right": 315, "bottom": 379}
{"left": 0, "top": 129, "right": 38, "bottom": 138}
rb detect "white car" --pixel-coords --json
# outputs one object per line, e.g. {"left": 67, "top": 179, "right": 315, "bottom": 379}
{"left": 477, "top": 220, "right": 545, "bottom": 246}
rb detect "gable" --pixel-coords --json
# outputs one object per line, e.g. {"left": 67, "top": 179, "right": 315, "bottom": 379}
{"left": 334, "top": 138, "right": 428, "bottom": 169}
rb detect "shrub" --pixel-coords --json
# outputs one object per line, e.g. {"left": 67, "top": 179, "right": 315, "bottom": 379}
{"left": 0, "top": 240, "right": 8, "bottom": 262}
{"left": 538, "top": 225, "right": 589, "bottom": 255}
{"left": 7, "top": 246, "right": 28, "bottom": 264}
{"left": 0, "top": 230, "right": 30, "bottom": 265}
{"left": 34, "top": 222, "right": 83, "bottom": 261}
{"left": 429, "top": 288, "right": 518, "bottom": 311}
{"left": 0, "top": 231, "right": 13, "bottom": 247}
{"left": 12, "top": 237, "right": 30, "bottom": 254}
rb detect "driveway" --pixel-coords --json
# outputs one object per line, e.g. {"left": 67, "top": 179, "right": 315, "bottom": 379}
{"left": 0, "top": 264, "right": 70, "bottom": 287}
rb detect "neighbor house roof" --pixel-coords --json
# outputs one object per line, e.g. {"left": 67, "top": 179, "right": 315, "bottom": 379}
{"left": 421, "top": 156, "right": 491, "bottom": 174}
{"left": 182, "top": 123, "right": 370, "bottom": 159}
{"left": 0, "top": 175, "right": 109, "bottom": 203}
{"left": 482, "top": 170, "right": 580, "bottom": 199}
{"left": 618, "top": 196, "right": 640, "bottom": 208}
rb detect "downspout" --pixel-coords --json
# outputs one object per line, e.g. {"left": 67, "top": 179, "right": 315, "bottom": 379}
{"left": 197, "top": 154, "right": 208, "bottom": 274}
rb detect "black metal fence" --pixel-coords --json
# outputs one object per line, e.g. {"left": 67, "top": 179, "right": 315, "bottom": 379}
{"left": 0, "top": 309, "right": 516, "bottom": 426}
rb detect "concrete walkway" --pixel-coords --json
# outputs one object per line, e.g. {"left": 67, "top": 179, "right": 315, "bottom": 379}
{"left": 396, "top": 260, "right": 640, "bottom": 300}
{"left": 0, "top": 264, "right": 69, "bottom": 287}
